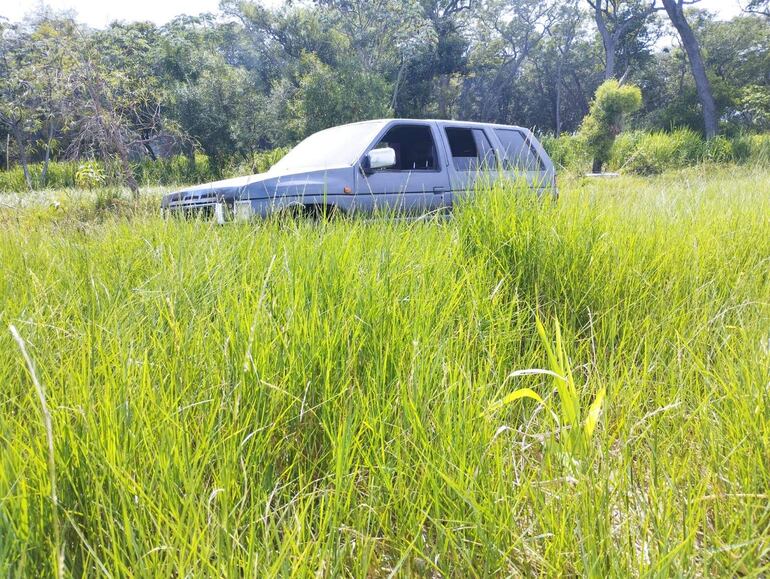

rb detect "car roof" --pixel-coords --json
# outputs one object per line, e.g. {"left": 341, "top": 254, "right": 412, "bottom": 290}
{"left": 358, "top": 118, "right": 529, "bottom": 132}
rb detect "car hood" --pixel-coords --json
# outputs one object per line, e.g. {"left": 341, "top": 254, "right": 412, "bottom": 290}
{"left": 161, "top": 166, "right": 354, "bottom": 208}
{"left": 161, "top": 173, "right": 277, "bottom": 208}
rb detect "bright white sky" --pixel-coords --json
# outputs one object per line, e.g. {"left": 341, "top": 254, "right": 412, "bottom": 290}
{"left": 0, "top": 0, "right": 744, "bottom": 29}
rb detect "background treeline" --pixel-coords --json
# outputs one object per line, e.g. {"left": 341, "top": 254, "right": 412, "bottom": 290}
{"left": 1, "top": 0, "right": 769, "bottom": 191}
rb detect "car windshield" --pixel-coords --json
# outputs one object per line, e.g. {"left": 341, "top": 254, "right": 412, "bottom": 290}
{"left": 269, "top": 121, "right": 388, "bottom": 174}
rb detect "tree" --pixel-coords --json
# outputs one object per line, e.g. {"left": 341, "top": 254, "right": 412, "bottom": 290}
{"left": 0, "top": 20, "right": 36, "bottom": 188}
{"left": 471, "top": 0, "right": 558, "bottom": 121}
{"left": 587, "top": 0, "right": 660, "bottom": 79}
{"left": 660, "top": 0, "right": 718, "bottom": 137}
{"left": 67, "top": 32, "right": 145, "bottom": 196}
{"left": 580, "top": 79, "right": 642, "bottom": 172}
{"left": 546, "top": 1, "right": 586, "bottom": 135}
{"left": 26, "top": 16, "right": 77, "bottom": 186}
{"left": 287, "top": 53, "right": 392, "bottom": 137}
{"left": 309, "top": 0, "right": 435, "bottom": 111}
{"left": 419, "top": 0, "right": 473, "bottom": 117}
{"left": 743, "top": 0, "right": 770, "bottom": 17}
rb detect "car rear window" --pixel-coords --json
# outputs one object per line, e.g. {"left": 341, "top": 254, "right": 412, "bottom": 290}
{"left": 445, "top": 127, "right": 496, "bottom": 172}
{"left": 494, "top": 129, "right": 543, "bottom": 172}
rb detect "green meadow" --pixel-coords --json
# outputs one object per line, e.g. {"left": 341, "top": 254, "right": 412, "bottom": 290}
{"left": 1, "top": 167, "right": 769, "bottom": 576}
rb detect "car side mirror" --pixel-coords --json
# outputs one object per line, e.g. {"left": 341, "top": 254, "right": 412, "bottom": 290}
{"left": 363, "top": 147, "right": 396, "bottom": 173}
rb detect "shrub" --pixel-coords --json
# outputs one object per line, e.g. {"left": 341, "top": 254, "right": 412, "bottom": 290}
{"left": 0, "top": 166, "right": 30, "bottom": 192}
{"left": 612, "top": 129, "right": 705, "bottom": 175}
{"left": 222, "top": 148, "right": 290, "bottom": 179}
{"left": 732, "top": 134, "right": 770, "bottom": 165}
{"left": 579, "top": 80, "right": 643, "bottom": 173}
{"left": 542, "top": 129, "right": 770, "bottom": 175}
{"left": 704, "top": 135, "right": 734, "bottom": 164}
{"left": 74, "top": 162, "right": 106, "bottom": 190}
{"left": 540, "top": 134, "right": 589, "bottom": 173}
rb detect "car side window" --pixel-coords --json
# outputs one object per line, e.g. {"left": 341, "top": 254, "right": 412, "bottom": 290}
{"left": 445, "top": 127, "right": 496, "bottom": 171}
{"left": 372, "top": 124, "right": 438, "bottom": 171}
{"left": 494, "top": 129, "right": 544, "bottom": 172}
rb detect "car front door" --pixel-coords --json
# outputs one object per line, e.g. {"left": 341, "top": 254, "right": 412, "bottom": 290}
{"left": 355, "top": 122, "right": 450, "bottom": 215}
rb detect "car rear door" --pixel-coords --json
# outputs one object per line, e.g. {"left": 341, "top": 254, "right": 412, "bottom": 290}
{"left": 439, "top": 124, "right": 499, "bottom": 206}
{"left": 354, "top": 121, "right": 450, "bottom": 215}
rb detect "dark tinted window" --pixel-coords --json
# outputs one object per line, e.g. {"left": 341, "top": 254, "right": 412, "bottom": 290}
{"left": 495, "top": 129, "right": 543, "bottom": 171}
{"left": 373, "top": 125, "right": 438, "bottom": 171}
{"left": 445, "top": 127, "right": 496, "bottom": 171}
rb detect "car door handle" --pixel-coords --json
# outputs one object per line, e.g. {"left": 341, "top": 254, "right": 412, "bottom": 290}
{"left": 433, "top": 186, "right": 449, "bottom": 192}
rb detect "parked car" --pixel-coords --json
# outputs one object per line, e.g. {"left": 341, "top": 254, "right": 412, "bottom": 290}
{"left": 160, "top": 119, "right": 556, "bottom": 222}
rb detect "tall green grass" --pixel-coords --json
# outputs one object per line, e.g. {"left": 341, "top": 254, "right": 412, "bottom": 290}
{"left": 541, "top": 130, "right": 770, "bottom": 175}
{"left": 0, "top": 167, "right": 769, "bottom": 576}
{"left": 0, "top": 149, "right": 289, "bottom": 193}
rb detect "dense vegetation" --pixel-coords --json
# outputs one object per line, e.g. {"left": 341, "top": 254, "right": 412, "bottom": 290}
{"left": 2, "top": 1, "right": 769, "bottom": 575}
{"left": 2, "top": 1, "right": 770, "bottom": 191}
{"left": 0, "top": 168, "right": 768, "bottom": 575}
{"left": 1, "top": 129, "right": 770, "bottom": 193}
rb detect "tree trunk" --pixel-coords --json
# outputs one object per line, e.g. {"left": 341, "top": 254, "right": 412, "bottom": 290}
{"left": 603, "top": 39, "right": 616, "bottom": 80}
{"left": 662, "top": 0, "right": 718, "bottom": 138}
{"left": 555, "top": 59, "right": 564, "bottom": 136}
{"left": 391, "top": 59, "right": 407, "bottom": 113}
{"left": 555, "top": 82, "right": 562, "bottom": 136}
{"left": 437, "top": 74, "right": 450, "bottom": 118}
{"left": 592, "top": 157, "right": 603, "bottom": 174}
{"left": 12, "top": 124, "right": 32, "bottom": 190}
{"left": 593, "top": 3, "right": 616, "bottom": 79}
{"left": 41, "top": 119, "right": 54, "bottom": 186}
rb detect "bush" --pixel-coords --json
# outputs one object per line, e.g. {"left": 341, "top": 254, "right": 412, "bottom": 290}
{"left": 542, "top": 129, "right": 770, "bottom": 175}
{"left": 540, "top": 134, "right": 589, "bottom": 173}
{"left": 136, "top": 154, "right": 214, "bottom": 186}
{"left": 610, "top": 129, "right": 705, "bottom": 175}
{"left": 74, "top": 161, "right": 106, "bottom": 190}
{"left": 704, "top": 135, "right": 734, "bottom": 164}
{"left": 731, "top": 134, "right": 770, "bottom": 165}
{"left": 579, "top": 80, "right": 643, "bottom": 173}
{"left": 222, "top": 148, "right": 290, "bottom": 179}
{"left": 0, "top": 149, "right": 289, "bottom": 193}
{"left": 0, "top": 160, "right": 81, "bottom": 192}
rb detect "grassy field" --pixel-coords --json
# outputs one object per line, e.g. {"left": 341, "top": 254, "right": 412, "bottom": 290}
{"left": 1, "top": 167, "right": 769, "bottom": 576}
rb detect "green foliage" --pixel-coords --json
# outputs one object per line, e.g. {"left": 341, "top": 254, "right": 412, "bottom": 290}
{"left": 540, "top": 134, "right": 590, "bottom": 172}
{"left": 703, "top": 135, "right": 734, "bottom": 164}
{"left": 222, "top": 148, "right": 289, "bottom": 179}
{"left": 542, "top": 129, "right": 770, "bottom": 175}
{"left": 732, "top": 133, "right": 770, "bottom": 164}
{"left": 135, "top": 154, "right": 213, "bottom": 186}
{"left": 735, "top": 85, "right": 770, "bottom": 131}
{"left": 0, "top": 160, "right": 79, "bottom": 192}
{"left": 74, "top": 161, "right": 106, "bottom": 190}
{"left": 579, "top": 80, "right": 643, "bottom": 172}
{"left": 0, "top": 150, "right": 290, "bottom": 192}
{"left": 289, "top": 53, "right": 393, "bottom": 138}
{"left": 610, "top": 128, "right": 706, "bottom": 175}
{"left": 4, "top": 2, "right": 770, "bottom": 182}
